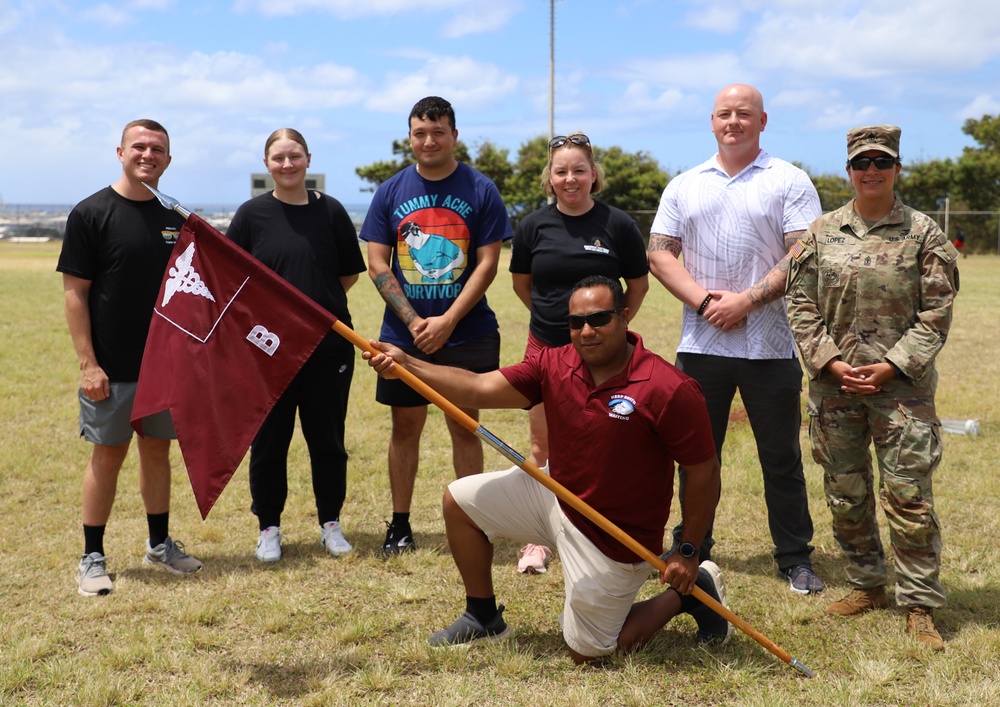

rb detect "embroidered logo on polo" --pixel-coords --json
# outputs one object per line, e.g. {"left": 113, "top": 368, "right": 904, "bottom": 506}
{"left": 607, "top": 395, "right": 636, "bottom": 420}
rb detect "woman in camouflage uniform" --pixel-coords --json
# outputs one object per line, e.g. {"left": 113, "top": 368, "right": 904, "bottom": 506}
{"left": 786, "top": 124, "right": 959, "bottom": 651}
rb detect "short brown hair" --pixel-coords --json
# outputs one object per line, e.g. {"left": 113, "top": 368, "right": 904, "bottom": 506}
{"left": 121, "top": 119, "right": 170, "bottom": 154}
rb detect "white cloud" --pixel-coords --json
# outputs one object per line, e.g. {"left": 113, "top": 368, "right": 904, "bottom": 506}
{"left": 681, "top": 5, "right": 742, "bottom": 34}
{"left": 364, "top": 55, "right": 519, "bottom": 115}
{"left": 959, "top": 94, "right": 1000, "bottom": 120}
{"left": 79, "top": 3, "right": 132, "bottom": 27}
{"left": 744, "top": 1, "right": 1000, "bottom": 79}
{"left": 616, "top": 52, "right": 750, "bottom": 91}
{"left": 234, "top": 0, "right": 485, "bottom": 22}
{"left": 443, "top": 1, "right": 521, "bottom": 38}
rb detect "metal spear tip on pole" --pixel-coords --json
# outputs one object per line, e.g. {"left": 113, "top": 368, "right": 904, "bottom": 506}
{"left": 790, "top": 658, "right": 816, "bottom": 678}
{"left": 142, "top": 182, "right": 191, "bottom": 219}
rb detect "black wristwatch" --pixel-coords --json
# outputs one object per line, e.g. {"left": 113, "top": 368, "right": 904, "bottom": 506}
{"left": 678, "top": 542, "right": 697, "bottom": 559}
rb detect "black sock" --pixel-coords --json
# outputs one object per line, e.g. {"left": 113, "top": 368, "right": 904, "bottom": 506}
{"left": 83, "top": 524, "right": 106, "bottom": 557}
{"left": 147, "top": 512, "right": 169, "bottom": 549}
{"left": 258, "top": 516, "right": 281, "bottom": 532}
{"left": 391, "top": 512, "right": 411, "bottom": 530}
{"left": 466, "top": 596, "right": 498, "bottom": 625}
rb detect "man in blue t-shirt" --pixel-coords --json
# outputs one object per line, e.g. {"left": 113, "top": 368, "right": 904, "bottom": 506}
{"left": 359, "top": 96, "right": 512, "bottom": 556}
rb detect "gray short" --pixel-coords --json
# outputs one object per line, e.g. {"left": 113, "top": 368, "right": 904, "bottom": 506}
{"left": 78, "top": 382, "right": 176, "bottom": 446}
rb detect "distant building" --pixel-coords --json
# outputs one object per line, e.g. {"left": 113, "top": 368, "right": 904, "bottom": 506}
{"left": 251, "top": 173, "right": 325, "bottom": 198}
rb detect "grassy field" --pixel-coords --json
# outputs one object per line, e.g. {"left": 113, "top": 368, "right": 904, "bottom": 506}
{"left": 1, "top": 242, "right": 998, "bottom": 706}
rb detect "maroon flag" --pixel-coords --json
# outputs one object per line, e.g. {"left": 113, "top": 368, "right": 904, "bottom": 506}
{"left": 131, "top": 214, "right": 336, "bottom": 518}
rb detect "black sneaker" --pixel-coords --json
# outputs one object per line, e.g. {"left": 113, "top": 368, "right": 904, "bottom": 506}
{"left": 380, "top": 520, "right": 416, "bottom": 557}
{"left": 428, "top": 605, "right": 513, "bottom": 647}
{"left": 680, "top": 560, "right": 733, "bottom": 645}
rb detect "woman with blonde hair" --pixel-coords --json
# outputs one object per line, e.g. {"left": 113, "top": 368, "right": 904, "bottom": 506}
{"left": 509, "top": 132, "right": 649, "bottom": 573}
{"left": 228, "top": 128, "right": 366, "bottom": 563}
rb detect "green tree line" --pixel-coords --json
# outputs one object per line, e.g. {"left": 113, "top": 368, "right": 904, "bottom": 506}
{"left": 357, "top": 115, "right": 1000, "bottom": 251}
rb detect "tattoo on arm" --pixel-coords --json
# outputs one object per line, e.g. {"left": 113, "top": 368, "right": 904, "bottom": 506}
{"left": 373, "top": 271, "right": 416, "bottom": 325}
{"left": 746, "top": 258, "right": 790, "bottom": 306}
{"left": 648, "top": 233, "right": 682, "bottom": 257}
{"left": 746, "top": 230, "right": 807, "bottom": 306}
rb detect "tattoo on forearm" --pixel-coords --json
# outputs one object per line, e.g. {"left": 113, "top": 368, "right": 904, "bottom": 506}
{"left": 747, "top": 257, "right": 791, "bottom": 306}
{"left": 373, "top": 272, "right": 416, "bottom": 325}
{"left": 648, "top": 233, "right": 682, "bottom": 257}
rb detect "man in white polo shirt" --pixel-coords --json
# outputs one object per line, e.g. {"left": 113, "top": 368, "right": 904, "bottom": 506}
{"left": 647, "top": 84, "right": 823, "bottom": 595}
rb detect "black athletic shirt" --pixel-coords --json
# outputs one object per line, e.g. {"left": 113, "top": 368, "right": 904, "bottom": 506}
{"left": 510, "top": 201, "right": 648, "bottom": 346}
{"left": 57, "top": 186, "right": 184, "bottom": 381}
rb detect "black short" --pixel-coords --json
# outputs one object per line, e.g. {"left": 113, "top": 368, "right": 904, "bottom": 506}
{"left": 375, "top": 330, "right": 501, "bottom": 407}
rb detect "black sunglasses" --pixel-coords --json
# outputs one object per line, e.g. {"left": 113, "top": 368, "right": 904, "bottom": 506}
{"left": 549, "top": 134, "right": 591, "bottom": 150}
{"left": 567, "top": 308, "right": 623, "bottom": 330}
{"left": 848, "top": 155, "right": 898, "bottom": 171}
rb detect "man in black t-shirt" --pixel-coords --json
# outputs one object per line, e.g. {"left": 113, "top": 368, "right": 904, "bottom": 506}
{"left": 57, "top": 119, "right": 203, "bottom": 597}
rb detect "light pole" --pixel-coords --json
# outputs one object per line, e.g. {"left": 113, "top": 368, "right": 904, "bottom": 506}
{"left": 548, "top": 0, "right": 556, "bottom": 204}
{"left": 549, "top": 0, "right": 556, "bottom": 142}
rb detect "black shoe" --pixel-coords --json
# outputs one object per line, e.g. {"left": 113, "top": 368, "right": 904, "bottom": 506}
{"left": 778, "top": 564, "right": 824, "bottom": 595}
{"left": 380, "top": 520, "right": 416, "bottom": 557}
{"left": 427, "top": 605, "right": 513, "bottom": 647}
{"left": 680, "top": 560, "right": 733, "bottom": 645}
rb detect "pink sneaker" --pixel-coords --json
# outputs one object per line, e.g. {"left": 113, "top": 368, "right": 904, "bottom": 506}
{"left": 517, "top": 544, "right": 553, "bottom": 574}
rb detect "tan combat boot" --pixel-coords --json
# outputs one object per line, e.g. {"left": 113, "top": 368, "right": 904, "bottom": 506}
{"left": 825, "top": 586, "right": 889, "bottom": 616}
{"left": 907, "top": 606, "right": 944, "bottom": 651}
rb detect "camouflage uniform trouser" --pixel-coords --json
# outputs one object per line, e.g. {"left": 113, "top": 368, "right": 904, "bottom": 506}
{"left": 807, "top": 391, "right": 945, "bottom": 608}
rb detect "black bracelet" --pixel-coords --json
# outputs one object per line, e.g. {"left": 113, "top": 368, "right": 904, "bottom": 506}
{"left": 696, "top": 294, "right": 713, "bottom": 317}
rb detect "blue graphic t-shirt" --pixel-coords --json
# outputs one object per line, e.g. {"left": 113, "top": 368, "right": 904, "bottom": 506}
{"left": 360, "top": 162, "right": 512, "bottom": 347}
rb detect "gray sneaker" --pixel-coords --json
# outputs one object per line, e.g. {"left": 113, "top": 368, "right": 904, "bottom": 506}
{"left": 143, "top": 537, "right": 203, "bottom": 575}
{"left": 428, "top": 605, "right": 513, "bottom": 647}
{"left": 78, "top": 552, "right": 114, "bottom": 596}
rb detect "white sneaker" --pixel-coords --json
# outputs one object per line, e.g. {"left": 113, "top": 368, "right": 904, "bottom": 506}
{"left": 256, "top": 526, "right": 282, "bottom": 563}
{"left": 78, "top": 552, "right": 114, "bottom": 596}
{"left": 320, "top": 521, "right": 353, "bottom": 557}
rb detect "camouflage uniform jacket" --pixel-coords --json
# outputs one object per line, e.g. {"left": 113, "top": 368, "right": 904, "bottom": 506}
{"left": 786, "top": 197, "right": 959, "bottom": 397}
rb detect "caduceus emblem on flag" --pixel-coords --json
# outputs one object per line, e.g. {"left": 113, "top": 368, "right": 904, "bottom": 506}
{"left": 162, "top": 242, "right": 216, "bottom": 306}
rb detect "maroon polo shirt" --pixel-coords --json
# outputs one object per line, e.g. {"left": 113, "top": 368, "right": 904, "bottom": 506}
{"left": 501, "top": 331, "right": 716, "bottom": 563}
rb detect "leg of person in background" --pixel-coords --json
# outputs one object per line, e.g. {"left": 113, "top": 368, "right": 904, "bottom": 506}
{"left": 739, "top": 358, "right": 821, "bottom": 594}
{"left": 518, "top": 402, "right": 553, "bottom": 575}
{"left": 249, "top": 385, "right": 297, "bottom": 563}
{"left": 382, "top": 405, "right": 427, "bottom": 556}
{"left": 300, "top": 351, "right": 354, "bottom": 558}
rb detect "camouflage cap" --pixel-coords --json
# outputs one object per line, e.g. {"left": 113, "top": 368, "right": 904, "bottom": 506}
{"left": 847, "top": 124, "right": 901, "bottom": 160}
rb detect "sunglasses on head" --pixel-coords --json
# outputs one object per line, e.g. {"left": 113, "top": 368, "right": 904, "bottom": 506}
{"left": 567, "top": 308, "right": 623, "bottom": 330}
{"left": 549, "top": 134, "right": 591, "bottom": 150}
{"left": 848, "top": 155, "right": 898, "bottom": 171}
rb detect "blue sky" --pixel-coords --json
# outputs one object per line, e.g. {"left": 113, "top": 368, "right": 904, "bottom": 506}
{"left": 2, "top": 0, "right": 999, "bottom": 207}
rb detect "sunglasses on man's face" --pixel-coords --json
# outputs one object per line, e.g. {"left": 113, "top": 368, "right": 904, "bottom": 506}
{"left": 848, "top": 155, "right": 898, "bottom": 171}
{"left": 549, "top": 134, "right": 591, "bottom": 150}
{"left": 567, "top": 308, "right": 623, "bottom": 330}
